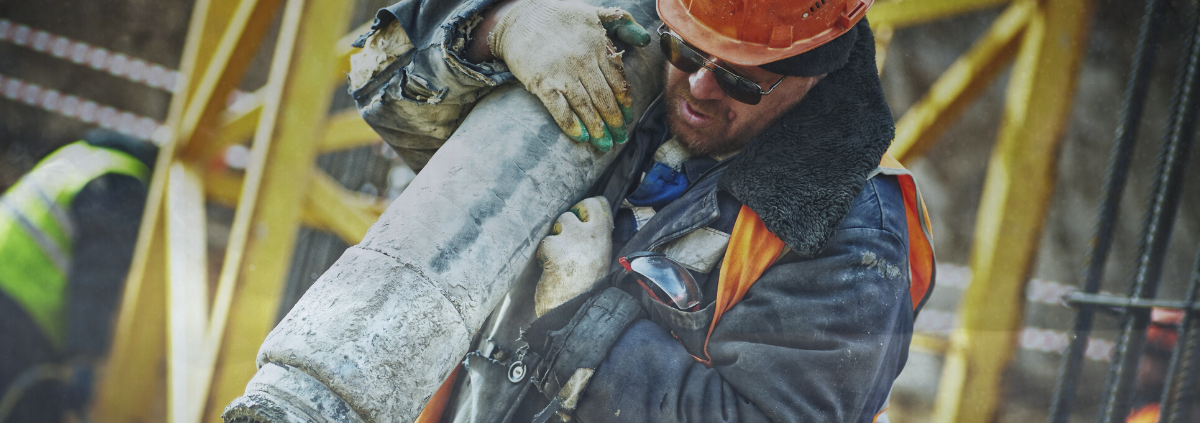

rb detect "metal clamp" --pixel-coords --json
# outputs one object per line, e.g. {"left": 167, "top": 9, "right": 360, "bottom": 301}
{"left": 508, "top": 361, "right": 527, "bottom": 383}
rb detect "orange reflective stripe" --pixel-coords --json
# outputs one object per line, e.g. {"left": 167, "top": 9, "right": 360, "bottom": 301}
{"left": 414, "top": 365, "right": 461, "bottom": 423}
{"left": 897, "top": 175, "right": 934, "bottom": 311}
{"left": 697, "top": 205, "right": 786, "bottom": 365}
{"left": 878, "top": 152, "right": 936, "bottom": 312}
{"left": 872, "top": 405, "right": 889, "bottom": 423}
{"left": 691, "top": 153, "right": 935, "bottom": 365}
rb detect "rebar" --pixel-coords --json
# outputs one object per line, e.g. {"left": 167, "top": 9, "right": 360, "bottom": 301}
{"left": 1160, "top": 246, "right": 1200, "bottom": 423}
{"left": 1047, "top": 0, "right": 1164, "bottom": 420}
{"left": 1097, "top": 1, "right": 1200, "bottom": 420}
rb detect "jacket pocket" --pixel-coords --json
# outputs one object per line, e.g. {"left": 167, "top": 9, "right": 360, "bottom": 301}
{"left": 639, "top": 295, "right": 715, "bottom": 359}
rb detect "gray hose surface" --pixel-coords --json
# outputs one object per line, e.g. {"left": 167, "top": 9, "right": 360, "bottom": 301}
{"left": 224, "top": 4, "right": 663, "bottom": 421}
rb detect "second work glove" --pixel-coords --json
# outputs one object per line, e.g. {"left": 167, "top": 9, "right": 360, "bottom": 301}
{"left": 534, "top": 197, "right": 614, "bottom": 317}
{"left": 488, "top": 0, "right": 650, "bottom": 151}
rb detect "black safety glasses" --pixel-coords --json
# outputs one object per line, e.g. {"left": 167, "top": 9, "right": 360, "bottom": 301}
{"left": 619, "top": 251, "right": 702, "bottom": 311}
{"left": 657, "top": 23, "right": 787, "bottom": 105}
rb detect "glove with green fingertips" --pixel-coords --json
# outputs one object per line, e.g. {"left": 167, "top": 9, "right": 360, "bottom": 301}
{"left": 488, "top": 0, "right": 650, "bottom": 151}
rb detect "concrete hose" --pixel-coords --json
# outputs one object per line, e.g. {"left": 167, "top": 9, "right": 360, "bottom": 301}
{"left": 222, "top": 2, "right": 662, "bottom": 422}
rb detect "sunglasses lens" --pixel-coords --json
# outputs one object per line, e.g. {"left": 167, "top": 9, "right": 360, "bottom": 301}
{"left": 660, "top": 35, "right": 700, "bottom": 74}
{"left": 715, "top": 76, "right": 762, "bottom": 105}
{"left": 659, "top": 30, "right": 766, "bottom": 105}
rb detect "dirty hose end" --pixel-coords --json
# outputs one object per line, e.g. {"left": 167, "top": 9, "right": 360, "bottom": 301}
{"left": 222, "top": 363, "right": 365, "bottom": 423}
{"left": 223, "top": 394, "right": 288, "bottom": 423}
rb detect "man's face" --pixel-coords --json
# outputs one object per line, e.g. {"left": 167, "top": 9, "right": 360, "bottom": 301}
{"left": 663, "top": 59, "right": 821, "bottom": 157}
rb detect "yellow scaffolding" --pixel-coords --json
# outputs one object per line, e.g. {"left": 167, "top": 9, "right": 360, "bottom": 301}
{"left": 91, "top": 0, "right": 380, "bottom": 421}
{"left": 90, "top": 0, "right": 1093, "bottom": 421}
{"left": 872, "top": 0, "right": 1092, "bottom": 422}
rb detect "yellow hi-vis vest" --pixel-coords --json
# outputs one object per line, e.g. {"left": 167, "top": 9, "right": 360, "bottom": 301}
{"left": 0, "top": 141, "right": 149, "bottom": 349}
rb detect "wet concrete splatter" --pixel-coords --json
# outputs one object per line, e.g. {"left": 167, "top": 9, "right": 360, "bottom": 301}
{"left": 861, "top": 251, "right": 902, "bottom": 279}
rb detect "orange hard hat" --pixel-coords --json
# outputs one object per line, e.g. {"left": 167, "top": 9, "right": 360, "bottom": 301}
{"left": 657, "top": 0, "right": 873, "bottom": 67}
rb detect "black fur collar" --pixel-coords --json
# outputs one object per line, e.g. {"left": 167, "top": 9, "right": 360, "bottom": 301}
{"left": 718, "top": 19, "right": 894, "bottom": 257}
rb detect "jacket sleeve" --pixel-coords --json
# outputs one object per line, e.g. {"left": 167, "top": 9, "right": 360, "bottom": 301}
{"left": 570, "top": 226, "right": 914, "bottom": 423}
{"left": 66, "top": 174, "right": 147, "bottom": 358}
{"left": 350, "top": 0, "right": 514, "bottom": 170}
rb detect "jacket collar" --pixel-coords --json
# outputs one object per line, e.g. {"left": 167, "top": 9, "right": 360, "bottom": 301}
{"left": 717, "top": 19, "right": 894, "bottom": 257}
{"left": 613, "top": 173, "right": 722, "bottom": 264}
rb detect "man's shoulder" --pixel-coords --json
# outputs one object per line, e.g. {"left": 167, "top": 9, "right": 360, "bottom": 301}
{"left": 836, "top": 174, "right": 907, "bottom": 239}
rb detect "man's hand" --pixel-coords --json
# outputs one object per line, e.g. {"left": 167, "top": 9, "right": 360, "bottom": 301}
{"left": 486, "top": 0, "right": 650, "bottom": 151}
{"left": 535, "top": 197, "right": 614, "bottom": 317}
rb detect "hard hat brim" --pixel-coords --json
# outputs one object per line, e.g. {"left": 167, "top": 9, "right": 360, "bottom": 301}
{"left": 656, "top": 0, "right": 871, "bottom": 67}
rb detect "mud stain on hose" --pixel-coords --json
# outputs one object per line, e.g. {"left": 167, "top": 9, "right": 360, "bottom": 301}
{"left": 430, "top": 163, "right": 526, "bottom": 272}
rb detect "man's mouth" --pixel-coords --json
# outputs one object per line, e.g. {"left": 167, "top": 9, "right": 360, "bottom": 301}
{"left": 679, "top": 99, "right": 714, "bottom": 127}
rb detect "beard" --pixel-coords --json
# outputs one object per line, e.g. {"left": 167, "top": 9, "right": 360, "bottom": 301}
{"left": 663, "top": 73, "right": 755, "bottom": 158}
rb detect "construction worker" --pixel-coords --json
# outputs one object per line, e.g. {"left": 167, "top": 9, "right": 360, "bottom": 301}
{"left": 349, "top": 0, "right": 934, "bottom": 421}
{"left": 0, "top": 130, "right": 155, "bottom": 423}
{"left": 1125, "top": 308, "right": 1189, "bottom": 423}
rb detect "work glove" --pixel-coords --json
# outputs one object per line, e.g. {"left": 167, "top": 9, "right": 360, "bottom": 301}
{"left": 534, "top": 196, "right": 614, "bottom": 317}
{"left": 488, "top": 0, "right": 651, "bottom": 151}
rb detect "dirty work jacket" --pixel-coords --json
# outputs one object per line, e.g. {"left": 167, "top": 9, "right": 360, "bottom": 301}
{"left": 351, "top": 1, "right": 928, "bottom": 422}
{"left": 419, "top": 100, "right": 916, "bottom": 423}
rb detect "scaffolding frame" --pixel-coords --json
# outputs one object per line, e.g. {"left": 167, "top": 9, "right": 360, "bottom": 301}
{"left": 88, "top": 0, "right": 1093, "bottom": 422}
{"left": 879, "top": 1, "right": 1091, "bottom": 420}
{"left": 91, "top": 0, "right": 382, "bottom": 421}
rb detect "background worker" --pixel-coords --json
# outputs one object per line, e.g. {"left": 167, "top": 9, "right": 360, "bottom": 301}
{"left": 1124, "top": 308, "right": 1195, "bottom": 423}
{"left": 0, "top": 130, "right": 155, "bottom": 423}
{"left": 349, "top": 0, "right": 935, "bottom": 421}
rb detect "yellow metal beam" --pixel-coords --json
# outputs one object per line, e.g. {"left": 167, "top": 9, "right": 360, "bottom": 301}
{"left": 165, "top": 163, "right": 211, "bottom": 423}
{"left": 204, "top": 98, "right": 379, "bottom": 165}
{"left": 92, "top": 201, "right": 169, "bottom": 423}
{"left": 334, "top": 22, "right": 371, "bottom": 82}
{"left": 201, "top": 169, "right": 243, "bottom": 207}
{"left": 307, "top": 169, "right": 387, "bottom": 243}
{"left": 869, "top": 0, "right": 1010, "bottom": 29}
{"left": 932, "top": 0, "right": 1092, "bottom": 421}
{"left": 98, "top": 0, "right": 371, "bottom": 419}
{"left": 93, "top": 0, "right": 243, "bottom": 418}
{"left": 319, "top": 109, "right": 381, "bottom": 152}
{"left": 176, "top": 0, "right": 283, "bottom": 157}
{"left": 874, "top": 24, "right": 895, "bottom": 73}
{"left": 202, "top": 168, "right": 385, "bottom": 244}
{"left": 201, "top": 0, "right": 354, "bottom": 419}
{"left": 201, "top": 21, "right": 376, "bottom": 163}
{"left": 889, "top": 0, "right": 1032, "bottom": 162}
{"left": 198, "top": 19, "right": 372, "bottom": 165}
{"left": 195, "top": 92, "right": 265, "bottom": 164}
{"left": 171, "top": 0, "right": 242, "bottom": 124}
{"left": 911, "top": 334, "right": 951, "bottom": 356}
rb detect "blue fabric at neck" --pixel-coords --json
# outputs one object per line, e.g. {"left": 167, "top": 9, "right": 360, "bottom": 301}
{"left": 625, "top": 161, "right": 690, "bottom": 209}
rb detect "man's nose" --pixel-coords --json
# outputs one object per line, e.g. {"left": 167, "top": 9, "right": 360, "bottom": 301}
{"left": 688, "top": 67, "right": 726, "bottom": 101}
